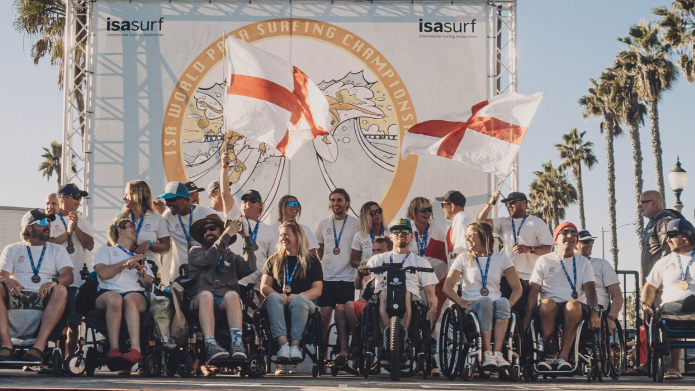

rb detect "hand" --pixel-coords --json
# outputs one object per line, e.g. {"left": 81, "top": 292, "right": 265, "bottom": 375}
{"left": 237, "top": 218, "right": 248, "bottom": 237}
{"left": 68, "top": 212, "right": 79, "bottom": 232}
{"left": 279, "top": 293, "right": 289, "bottom": 304}
{"left": 589, "top": 311, "right": 601, "bottom": 330}
{"left": 357, "top": 265, "right": 370, "bottom": 277}
{"left": 513, "top": 244, "right": 530, "bottom": 254}
{"left": 224, "top": 219, "right": 240, "bottom": 237}
{"left": 287, "top": 294, "right": 297, "bottom": 304}
{"left": 221, "top": 151, "right": 231, "bottom": 167}
{"left": 125, "top": 255, "right": 145, "bottom": 269}
{"left": 133, "top": 241, "right": 150, "bottom": 255}
{"left": 522, "top": 315, "right": 532, "bottom": 333}
{"left": 642, "top": 304, "right": 653, "bottom": 319}
{"left": 38, "top": 281, "right": 57, "bottom": 299}
{"left": 607, "top": 317, "right": 616, "bottom": 335}
{"left": 136, "top": 264, "right": 147, "bottom": 277}
{"left": 427, "top": 306, "right": 437, "bottom": 326}
{"left": 490, "top": 190, "right": 501, "bottom": 204}
{"left": 3, "top": 278, "right": 24, "bottom": 297}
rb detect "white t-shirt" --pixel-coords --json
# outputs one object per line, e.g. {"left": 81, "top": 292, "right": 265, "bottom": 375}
{"left": 366, "top": 251, "right": 439, "bottom": 300}
{"left": 315, "top": 215, "right": 360, "bottom": 281}
{"left": 491, "top": 215, "right": 554, "bottom": 280}
{"left": 121, "top": 210, "right": 169, "bottom": 269}
{"left": 162, "top": 204, "right": 217, "bottom": 278}
{"left": 451, "top": 252, "right": 514, "bottom": 301}
{"left": 590, "top": 257, "right": 620, "bottom": 309}
{"left": 237, "top": 218, "right": 276, "bottom": 287}
{"left": 50, "top": 211, "right": 94, "bottom": 287}
{"left": 646, "top": 251, "right": 695, "bottom": 305}
{"left": 0, "top": 242, "right": 74, "bottom": 293}
{"left": 530, "top": 253, "right": 596, "bottom": 304}
{"left": 351, "top": 228, "right": 390, "bottom": 264}
{"left": 270, "top": 222, "right": 319, "bottom": 251}
{"left": 409, "top": 222, "right": 449, "bottom": 282}
{"left": 93, "top": 246, "right": 155, "bottom": 293}
{"left": 450, "top": 211, "right": 474, "bottom": 257}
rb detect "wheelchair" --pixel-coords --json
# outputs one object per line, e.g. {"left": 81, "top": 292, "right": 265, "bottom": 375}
{"left": 525, "top": 303, "right": 609, "bottom": 382}
{"left": 646, "top": 305, "right": 695, "bottom": 383}
{"left": 325, "top": 321, "right": 359, "bottom": 376}
{"left": 602, "top": 312, "right": 627, "bottom": 380}
{"left": 438, "top": 303, "right": 523, "bottom": 381}
{"left": 359, "top": 263, "right": 434, "bottom": 381}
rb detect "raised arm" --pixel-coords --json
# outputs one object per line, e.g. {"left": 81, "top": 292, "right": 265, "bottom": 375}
{"left": 477, "top": 190, "right": 500, "bottom": 228}
{"left": 220, "top": 151, "right": 236, "bottom": 216}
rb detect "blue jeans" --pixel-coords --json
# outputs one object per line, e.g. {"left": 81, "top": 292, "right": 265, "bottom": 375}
{"left": 467, "top": 297, "right": 511, "bottom": 332}
{"left": 262, "top": 293, "right": 316, "bottom": 341}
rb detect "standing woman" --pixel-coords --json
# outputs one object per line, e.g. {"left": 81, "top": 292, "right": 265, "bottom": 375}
{"left": 442, "top": 221, "right": 522, "bottom": 371}
{"left": 119, "top": 180, "right": 171, "bottom": 270}
{"left": 260, "top": 221, "right": 323, "bottom": 364}
{"left": 273, "top": 195, "right": 319, "bottom": 257}
{"left": 350, "top": 201, "right": 389, "bottom": 268}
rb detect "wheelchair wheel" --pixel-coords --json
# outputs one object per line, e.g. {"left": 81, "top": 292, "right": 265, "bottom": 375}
{"left": 312, "top": 363, "right": 319, "bottom": 378}
{"left": 65, "top": 352, "right": 86, "bottom": 376}
{"left": 420, "top": 314, "right": 431, "bottom": 380}
{"left": 389, "top": 316, "right": 401, "bottom": 381}
{"left": 439, "top": 306, "right": 464, "bottom": 380}
{"left": 52, "top": 350, "right": 65, "bottom": 376}
{"left": 179, "top": 352, "right": 193, "bottom": 378}
{"left": 607, "top": 320, "right": 626, "bottom": 379}
{"left": 509, "top": 365, "right": 521, "bottom": 382}
{"left": 84, "top": 347, "right": 97, "bottom": 376}
{"left": 143, "top": 353, "right": 161, "bottom": 377}
{"left": 461, "top": 365, "right": 474, "bottom": 382}
{"left": 247, "top": 355, "right": 265, "bottom": 378}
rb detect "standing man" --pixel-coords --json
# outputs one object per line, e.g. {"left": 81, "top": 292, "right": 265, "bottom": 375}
{"left": 159, "top": 182, "right": 218, "bottom": 283}
{"left": 640, "top": 190, "right": 682, "bottom": 284}
{"left": 315, "top": 188, "right": 360, "bottom": 366}
{"left": 575, "top": 230, "right": 623, "bottom": 334}
{"left": 207, "top": 181, "right": 226, "bottom": 214}
{"left": 236, "top": 190, "right": 276, "bottom": 296}
{"left": 48, "top": 183, "right": 94, "bottom": 357}
{"left": 45, "top": 193, "right": 59, "bottom": 215}
{"left": 436, "top": 190, "right": 473, "bottom": 260}
{"left": 186, "top": 181, "right": 204, "bottom": 206}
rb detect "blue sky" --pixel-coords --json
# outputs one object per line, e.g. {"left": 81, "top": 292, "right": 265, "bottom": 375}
{"left": 2, "top": 0, "right": 693, "bottom": 274}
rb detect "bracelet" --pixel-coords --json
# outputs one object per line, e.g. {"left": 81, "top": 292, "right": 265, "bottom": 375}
{"left": 148, "top": 240, "right": 154, "bottom": 247}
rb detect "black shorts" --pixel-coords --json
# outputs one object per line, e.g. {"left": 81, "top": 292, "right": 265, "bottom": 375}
{"left": 95, "top": 289, "right": 148, "bottom": 304}
{"left": 551, "top": 301, "right": 590, "bottom": 326}
{"left": 66, "top": 286, "right": 82, "bottom": 326}
{"left": 317, "top": 281, "right": 354, "bottom": 307}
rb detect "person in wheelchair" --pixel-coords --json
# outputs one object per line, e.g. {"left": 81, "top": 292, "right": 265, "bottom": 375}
{"left": 522, "top": 222, "right": 601, "bottom": 371}
{"left": 93, "top": 219, "right": 154, "bottom": 364}
{"left": 442, "top": 221, "right": 522, "bottom": 371}
{"left": 641, "top": 218, "right": 695, "bottom": 380}
{"left": 187, "top": 214, "right": 256, "bottom": 363}
{"left": 0, "top": 209, "right": 73, "bottom": 362}
{"left": 260, "top": 221, "right": 323, "bottom": 364}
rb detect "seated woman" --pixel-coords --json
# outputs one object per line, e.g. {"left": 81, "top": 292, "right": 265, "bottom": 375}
{"left": 93, "top": 219, "right": 154, "bottom": 364}
{"left": 442, "top": 221, "right": 522, "bottom": 371}
{"left": 260, "top": 221, "right": 323, "bottom": 363}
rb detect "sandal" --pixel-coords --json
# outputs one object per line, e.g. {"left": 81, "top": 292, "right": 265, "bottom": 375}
{"left": 335, "top": 354, "right": 348, "bottom": 367}
{"left": 664, "top": 370, "right": 683, "bottom": 380}
{"left": 0, "top": 347, "right": 12, "bottom": 361}
{"left": 22, "top": 347, "right": 43, "bottom": 363}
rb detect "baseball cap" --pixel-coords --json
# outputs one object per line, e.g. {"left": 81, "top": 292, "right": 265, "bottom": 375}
{"left": 207, "top": 180, "right": 220, "bottom": 193}
{"left": 500, "top": 192, "right": 528, "bottom": 204}
{"left": 58, "top": 183, "right": 89, "bottom": 198}
{"left": 666, "top": 218, "right": 695, "bottom": 235}
{"left": 185, "top": 181, "right": 204, "bottom": 193}
{"left": 390, "top": 218, "right": 413, "bottom": 232}
{"left": 158, "top": 182, "right": 190, "bottom": 200}
{"left": 435, "top": 190, "right": 466, "bottom": 207}
{"left": 577, "top": 230, "right": 597, "bottom": 242}
{"left": 554, "top": 222, "right": 578, "bottom": 241}
{"left": 241, "top": 190, "right": 262, "bottom": 202}
{"left": 21, "top": 208, "right": 55, "bottom": 228}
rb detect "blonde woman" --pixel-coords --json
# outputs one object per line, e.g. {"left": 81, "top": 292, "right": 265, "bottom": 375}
{"left": 260, "top": 221, "right": 323, "bottom": 364}
{"left": 350, "top": 201, "right": 389, "bottom": 268}
{"left": 272, "top": 195, "right": 319, "bottom": 256}
{"left": 442, "top": 222, "right": 522, "bottom": 372}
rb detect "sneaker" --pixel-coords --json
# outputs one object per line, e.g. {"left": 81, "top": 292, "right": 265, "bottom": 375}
{"left": 494, "top": 351, "right": 510, "bottom": 370}
{"left": 482, "top": 351, "right": 497, "bottom": 371}
{"left": 230, "top": 340, "right": 247, "bottom": 360}
{"left": 277, "top": 344, "right": 290, "bottom": 364}
{"left": 205, "top": 340, "right": 229, "bottom": 363}
{"left": 537, "top": 357, "right": 555, "bottom": 371}
{"left": 122, "top": 349, "right": 143, "bottom": 364}
{"left": 556, "top": 357, "right": 572, "bottom": 371}
{"left": 289, "top": 346, "right": 302, "bottom": 363}
{"left": 274, "top": 365, "right": 287, "bottom": 375}
{"left": 107, "top": 349, "right": 122, "bottom": 359}
{"left": 288, "top": 364, "right": 300, "bottom": 374}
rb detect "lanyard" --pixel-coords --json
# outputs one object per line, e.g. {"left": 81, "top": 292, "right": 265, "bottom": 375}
{"left": 131, "top": 211, "right": 145, "bottom": 241}
{"left": 389, "top": 252, "right": 411, "bottom": 264}
{"left": 677, "top": 249, "right": 695, "bottom": 281}
{"left": 370, "top": 228, "right": 384, "bottom": 245}
{"left": 558, "top": 255, "right": 577, "bottom": 292}
{"left": 642, "top": 220, "right": 652, "bottom": 246}
{"left": 116, "top": 244, "right": 135, "bottom": 257}
{"left": 177, "top": 204, "right": 194, "bottom": 247}
{"left": 415, "top": 224, "right": 429, "bottom": 256}
{"left": 26, "top": 245, "right": 47, "bottom": 277}
{"left": 57, "top": 212, "right": 74, "bottom": 247}
{"left": 332, "top": 216, "right": 348, "bottom": 250}
{"left": 511, "top": 215, "right": 529, "bottom": 245}
{"left": 215, "top": 255, "right": 224, "bottom": 279}
{"left": 475, "top": 255, "right": 492, "bottom": 289}
{"left": 285, "top": 258, "right": 300, "bottom": 286}
{"left": 246, "top": 217, "right": 259, "bottom": 245}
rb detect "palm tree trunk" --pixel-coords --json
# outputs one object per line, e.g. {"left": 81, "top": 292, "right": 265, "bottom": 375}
{"left": 606, "top": 122, "right": 619, "bottom": 269}
{"left": 628, "top": 122, "right": 645, "bottom": 241}
{"left": 648, "top": 100, "right": 666, "bottom": 205}
{"left": 575, "top": 166, "right": 586, "bottom": 229}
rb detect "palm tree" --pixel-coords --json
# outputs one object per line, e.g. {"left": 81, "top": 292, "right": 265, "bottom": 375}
{"left": 618, "top": 21, "right": 679, "bottom": 204}
{"left": 655, "top": 1, "right": 695, "bottom": 84}
{"left": 39, "top": 140, "right": 63, "bottom": 186}
{"left": 579, "top": 78, "right": 624, "bottom": 266}
{"left": 555, "top": 128, "right": 597, "bottom": 229}
{"left": 528, "top": 161, "right": 578, "bottom": 231}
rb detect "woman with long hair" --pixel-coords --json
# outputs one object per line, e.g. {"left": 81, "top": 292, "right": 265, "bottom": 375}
{"left": 273, "top": 195, "right": 319, "bottom": 256}
{"left": 260, "top": 221, "right": 323, "bottom": 364}
{"left": 442, "top": 221, "right": 522, "bottom": 372}
{"left": 350, "top": 201, "right": 389, "bottom": 267}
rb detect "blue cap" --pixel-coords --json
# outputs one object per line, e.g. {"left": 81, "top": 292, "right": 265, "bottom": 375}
{"left": 158, "top": 181, "right": 190, "bottom": 200}
{"left": 667, "top": 218, "right": 695, "bottom": 234}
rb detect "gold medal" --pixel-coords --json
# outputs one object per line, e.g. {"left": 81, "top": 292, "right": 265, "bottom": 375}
{"left": 333, "top": 247, "right": 341, "bottom": 255}
{"left": 680, "top": 280, "right": 689, "bottom": 290}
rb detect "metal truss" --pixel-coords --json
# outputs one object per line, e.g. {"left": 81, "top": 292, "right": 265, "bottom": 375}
{"left": 61, "top": 0, "right": 92, "bottom": 215}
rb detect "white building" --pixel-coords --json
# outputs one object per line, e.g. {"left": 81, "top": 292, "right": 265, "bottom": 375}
{"left": 0, "top": 206, "right": 32, "bottom": 250}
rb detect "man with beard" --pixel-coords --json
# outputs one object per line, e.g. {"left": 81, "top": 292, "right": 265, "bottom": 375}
{"left": 639, "top": 190, "right": 682, "bottom": 284}
{"left": 0, "top": 209, "right": 74, "bottom": 362}
{"left": 436, "top": 190, "right": 473, "bottom": 260}
{"left": 188, "top": 215, "right": 256, "bottom": 363}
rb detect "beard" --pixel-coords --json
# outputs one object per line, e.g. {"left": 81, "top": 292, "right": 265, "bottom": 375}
{"left": 204, "top": 234, "right": 219, "bottom": 247}
{"left": 397, "top": 240, "right": 409, "bottom": 249}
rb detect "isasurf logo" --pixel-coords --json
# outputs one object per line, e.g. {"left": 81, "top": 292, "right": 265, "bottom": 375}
{"left": 418, "top": 19, "right": 476, "bottom": 33}
{"left": 106, "top": 17, "right": 164, "bottom": 32}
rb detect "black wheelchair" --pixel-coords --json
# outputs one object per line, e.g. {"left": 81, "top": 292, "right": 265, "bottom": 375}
{"left": 438, "top": 302, "right": 523, "bottom": 381}
{"left": 601, "top": 312, "right": 627, "bottom": 380}
{"left": 646, "top": 306, "right": 695, "bottom": 383}
{"left": 359, "top": 263, "right": 434, "bottom": 381}
{"left": 324, "top": 321, "right": 359, "bottom": 376}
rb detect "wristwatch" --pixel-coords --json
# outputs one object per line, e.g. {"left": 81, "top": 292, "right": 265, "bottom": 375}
{"left": 590, "top": 306, "right": 600, "bottom": 312}
{"left": 51, "top": 278, "right": 59, "bottom": 284}
{"left": 530, "top": 246, "right": 535, "bottom": 253}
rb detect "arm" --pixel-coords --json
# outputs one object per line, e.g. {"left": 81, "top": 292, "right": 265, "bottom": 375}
{"left": 423, "top": 283, "right": 439, "bottom": 326}
{"left": 350, "top": 249, "right": 362, "bottom": 268}
{"left": 236, "top": 223, "right": 258, "bottom": 279}
{"left": 605, "top": 283, "right": 624, "bottom": 334}
{"left": 188, "top": 221, "right": 242, "bottom": 268}
{"left": 151, "top": 237, "right": 171, "bottom": 254}
{"left": 95, "top": 254, "right": 145, "bottom": 280}
{"left": 0, "top": 271, "right": 23, "bottom": 297}
{"left": 136, "top": 262, "right": 153, "bottom": 289}
{"left": 260, "top": 273, "right": 278, "bottom": 299}
{"left": 70, "top": 213, "right": 94, "bottom": 251}
{"left": 48, "top": 234, "right": 68, "bottom": 245}
{"left": 317, "top": 243, "right": 324, "bottom": 261}
{"left": 522, "top": 283, "right": 541, "bottom": 331}
{"left": 504, "top": 267, "right": 523, "bottom": 307}
{"left": 301, "top": 280, "right": 323, "bottom": 301}
{"left": 38, "top": 266, "right": 74, "bottom": 299}
{"left": 220, "top": 151, "right": 236, "bottom": 216}
{"left": 442, "top": 268, "right": 468, "bottom": 308}
{"left": 583, "top": 281, "right": 601, "bottom": 329}
{"left": 57, "top": 266, "right": 74, "bottom": 287}
{"left": 476, "top": 190, "right": 500, "bottom": 227}
{"left": 641, "top": 282, "right": 658, "bottom": 318}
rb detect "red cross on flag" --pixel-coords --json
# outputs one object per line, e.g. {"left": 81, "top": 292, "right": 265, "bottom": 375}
{"left": 401, "top": 92, "right": 544, "bottom": 177}
{"left": 223, "top": 37, "right": 330, "bottom": 159}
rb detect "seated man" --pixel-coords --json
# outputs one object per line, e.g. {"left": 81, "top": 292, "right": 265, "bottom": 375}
{"left": 359, "top": 219, "right": 439, "bottom": 333}
{"left": 522, "top": 222, "right": 600, "bottom": 371}
{"left": 642, "top": 218, "right": 695, "bottom": 380}
{"left": 188, "top": 215, "right": 256, "bottom": 363}
{"left": 0, "top": 209, "right": 74, "bottom": 361}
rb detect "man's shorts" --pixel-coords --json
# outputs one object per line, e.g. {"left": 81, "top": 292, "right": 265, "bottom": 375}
{"left": 353, "top": 301, "right": 367, "bottom": 319}
{"left": 317, "top": 281, "right": 354, "bottom": 308}
{"left": 95, "top": 289, "right": 148, "bottom": 306}
{"left": 6, "top": 291, "right": 49, "bottom": 310}
{"left": 189, "top": 293, "right": 226, "bottom": 312}
{"left": 551, "top": 301, "right": 591, "bottom": 326}
{"left": 66, "top": 286, "right": 82, "bottom": 326}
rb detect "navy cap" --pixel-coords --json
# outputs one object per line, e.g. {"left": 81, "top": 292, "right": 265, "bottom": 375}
{"left": 185, "top": 181, "right": 204, "bottom": 193}
{"left": 500, "top": 192, "right": 527, "bottom": 204}
{"left": 158, "top": 182, "right": 190, "bottom": 200}
{"left": 435, "top": 190, "right": 466, "bottom": 207}
{"left": 578, "top": 230, "right": 597, "bottom": 242}
{"left": 241, "top": 189, "right": 262, "bottom": 202}
{"left": 667, "top": 218, "right": 695, "bottom": 234}
{"left": 58, "top": 183, "right": 88, "bottom": 198}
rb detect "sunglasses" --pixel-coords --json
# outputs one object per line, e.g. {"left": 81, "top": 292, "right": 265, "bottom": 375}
{"left": 70, "top": 194, "right": 82, "bottom": 201}
{"left": 560, "top": 229, "right": 578, "bottom": 237}
{"left": 580, "top": 239, "right": 595, "bottom": 244}
{"left": 203, "top": 225, "right": 219, "bottom": 233}
{"left": 667, "top": 231, "right": 683, "bottom": 239}
{"left": 440, "top": 202, "right": 451, "bottom": 208}
{"left": 391, "top": 229, "right": 412, "bottom": 235}
{"left": 419, "top": 207, "right": 433, "bottom": 214}
{"left": 243, "top": 199, "right": 259, "bottom": 204}
{"left": 369, "top": 208, "right": 383, "bottom": 216}
{"left": 287, "top": 201, "right": 300, "bottom": 208}
{"left": 31, "top": 218, "right": 50, "bottom": 227}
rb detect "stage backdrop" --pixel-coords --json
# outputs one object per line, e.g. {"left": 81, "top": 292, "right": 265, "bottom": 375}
{"left": 90, "top": 0, "right": 491, "bottom": 242}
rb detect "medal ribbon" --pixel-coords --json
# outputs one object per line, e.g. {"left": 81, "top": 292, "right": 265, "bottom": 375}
{"left": 389, "top": 252, "right": 411, "bottom": 264}
{"left": 246, "top": 217, "right": 260, "bottom": 246}
{"left": 177, "top": 204, "right": 194, "bottom": 247}
{"left": 558, "top": 255, "right": 577, "bottom": 293}
{"left": 415, "top": 224, "right": 429, "bottom": 256}
{"left": 475, "top": 255, "right": 492, "bottom": 290}
{"left": 130, "top": 211, "right": 145, "bottom": 241}
{"left": 511, "top": 215, "right": 529, "bottom": 245}
{"left": 285, "top": 258, "right": 300, "bottom": 289}
{"left": 215, "top": 255, "right": 224, "bottom": 279}
{"left": 26, "top": 245, "right": 47, "bottom": 278}
{"left": 642, "top": 219, "right": 652, "bottom": 246}
{"left": 116, "top": 244, "right": 135, "bottom": 257}
{"left": 57, "top": 212, "right": 75, "bottom": 249}
{"left": 370, "top": 228, "right": 385, "bottom": 245}
{"left": 332, "top": 217, "right": 348, "bottom": 252}
{"left": 676, "top": 249, "right": 695, "bottom": 282}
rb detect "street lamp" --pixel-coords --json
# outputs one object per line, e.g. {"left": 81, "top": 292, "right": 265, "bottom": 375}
{"left": 668, "top": 156, "right": 688, "bottom": 213}
{"left": 601, "top": 223, "right": 636, "bottom": 261}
